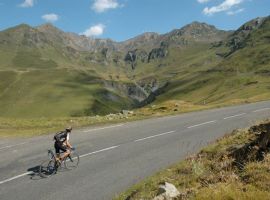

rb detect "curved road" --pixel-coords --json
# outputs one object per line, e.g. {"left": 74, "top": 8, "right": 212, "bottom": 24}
{"left": 0, "top": 101, "right": 270, "bottom": 200}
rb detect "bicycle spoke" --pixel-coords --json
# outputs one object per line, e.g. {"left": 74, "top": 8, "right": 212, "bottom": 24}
{"left": 39, "top": 160, "right": 56, "bottom": 178}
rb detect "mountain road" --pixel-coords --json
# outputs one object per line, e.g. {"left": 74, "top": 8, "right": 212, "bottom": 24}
{"left": 1, "top": 101, "right": 270, "bottom": 200}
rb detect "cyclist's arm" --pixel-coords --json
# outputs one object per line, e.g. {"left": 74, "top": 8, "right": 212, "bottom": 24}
{"left": 65, "top": 133, "right": 72, "bottom": 148}
{"left": 66, "top": 140, "right": 72, "bottom": 148}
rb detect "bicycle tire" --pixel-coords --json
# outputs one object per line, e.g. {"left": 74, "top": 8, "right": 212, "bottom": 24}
{"left": 39, "top": 159, "right": 57, "bottom": 178}
{"left": 64, "top": 152, "right": 79, "bottom": 170}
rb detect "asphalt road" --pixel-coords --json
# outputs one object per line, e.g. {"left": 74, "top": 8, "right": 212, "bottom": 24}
{"left": 1, "top": 101, "right": 270, "bottom": 200}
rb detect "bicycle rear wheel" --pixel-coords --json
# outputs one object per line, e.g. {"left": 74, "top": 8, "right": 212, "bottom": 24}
{"left": 39, "top": 159, "right": 57, "bottom": 178}
{"left": 64, "top": 152, "right": 79, "bottom": 170}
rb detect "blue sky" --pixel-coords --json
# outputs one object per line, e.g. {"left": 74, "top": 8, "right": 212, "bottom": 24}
{"left": 0, "top": 0, "right": 269, "bottom": 41}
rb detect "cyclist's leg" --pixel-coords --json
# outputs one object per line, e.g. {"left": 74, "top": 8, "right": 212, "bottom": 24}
{"left": 62, "top": 149, "right": 71, "bottom": 160}
{"left": 59, "top": 144, "right": 70, "bottom": 161}
{"left": 54, "top": 142, "right": 62, "bottom": 162}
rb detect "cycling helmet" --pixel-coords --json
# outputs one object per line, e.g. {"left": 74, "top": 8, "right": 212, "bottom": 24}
{"left": 66, "top": 127, "right": 72, "bottom": 132}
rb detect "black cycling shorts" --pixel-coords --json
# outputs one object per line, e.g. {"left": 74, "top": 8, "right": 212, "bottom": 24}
{"left": 54, "top": 141, "right": 68, "bottom": 154}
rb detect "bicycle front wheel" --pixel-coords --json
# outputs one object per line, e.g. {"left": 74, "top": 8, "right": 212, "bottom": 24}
{"left": 64, "top": 152, "right": 79, "bottom": 170}
{"left": 39, "top": 159, "right": 57, "bottom": 178}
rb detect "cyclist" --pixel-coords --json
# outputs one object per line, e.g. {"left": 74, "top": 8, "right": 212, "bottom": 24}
{"left": 54, "top": 127, "right": 73, "bottom": 163}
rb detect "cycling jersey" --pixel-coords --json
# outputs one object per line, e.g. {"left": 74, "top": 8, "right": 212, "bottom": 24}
{"left": 54, "top": 131, "right": 69, "bottom": 143}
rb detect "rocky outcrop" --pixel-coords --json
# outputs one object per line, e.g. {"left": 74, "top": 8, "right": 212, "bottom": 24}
{"left": 231, "top": 122, "right": 270, "bottom": 168}
{"left": 148, "top": 47, "right": 168, "bottom": 62}
{"left": 138, "top": 81, "right": 169, "bottom": 107}
{"left": 147, "top": 41, "right": 169, "bottom": 62}
{"left": 124, "top": 50, "right": 137, "bottom": 69}
{"left": 124, "top": 49, "right": 148, "bottom": 69}
{"left": 103, "top": 79, "right": 169, "bottom": 107}
{"left": 220, "top": 17, "right": 268, "bottom": 57}
{"left": 103, "top": 80, "right": 148, "bottom": 103}
{"left": 234, "top": 17, "right": 265, "bottom": 36}
{"left": 124, "top": 41, "right": 169, "bottom": 68}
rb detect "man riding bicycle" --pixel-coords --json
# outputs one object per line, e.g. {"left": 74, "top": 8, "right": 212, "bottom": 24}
{"left": 54, "top": 127, "right": 73, "bottom": 163}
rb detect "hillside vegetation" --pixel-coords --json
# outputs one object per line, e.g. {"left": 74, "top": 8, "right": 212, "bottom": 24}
{"left": 0, "top": 16, "right": 269, "bottom": 119}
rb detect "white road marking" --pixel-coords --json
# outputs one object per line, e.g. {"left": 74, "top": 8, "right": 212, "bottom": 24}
{"left": 0, "top": 172, "right": 32, "bottom": 185}
{"left": 187, "top": 120, "right": 217, "bottom": 129}
{"left": 224, "top": 113, "right": 246, "bottom": 120}
{"left": 253, "top": 108, "right": 270, "bottom": 113}
{"left": 0, "top": 142, "right": 28, "bottom": 151}
{"left": 83, "top": 124, "right": 124, "bottom": 133}
{"left": 134, "top": 131, "right": 175, "bottom": 142}
{"left": 0, "top": 145, "right": 120, "bottom": 185}
{"left": 80, "top": 145, "right": 119, "bottom": 158}
{"left": 3, "top": 104, "right": 269, "bottom": 185}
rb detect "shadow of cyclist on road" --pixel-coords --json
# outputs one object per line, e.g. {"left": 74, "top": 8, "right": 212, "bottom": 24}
{"left": 27, "top": 165, "right": 42, "bottom": 180}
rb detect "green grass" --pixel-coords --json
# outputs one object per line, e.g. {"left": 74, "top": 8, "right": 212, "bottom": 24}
{"left": 0, "top": 116, "right": 118, "bottom": 138}
{"left": 13, "top": 49, "right": 58, "bottom": 69}
{"left": 0, "top": 69, "right": 135, "bottom": 118}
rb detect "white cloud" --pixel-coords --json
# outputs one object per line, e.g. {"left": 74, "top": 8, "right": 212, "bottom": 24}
{"left": 227, "top": 8, "right": 244, "bottom": 15}
{"left": 42, "top": 14, "right": 59, "bottom": 23}
{"left": 19, "top": 0, "right": 34, "bottom": 8}
{"left": 92, "top": 0, "right": 120, "bottom": 13}
{"left": 203, "top": 0, "right": 244, "bottom": 15}
{"left": 81, "top": 24, "right": 105, "bottom": 37}
{"left": 197, "top": 0, "right": 211, "bottom": 3}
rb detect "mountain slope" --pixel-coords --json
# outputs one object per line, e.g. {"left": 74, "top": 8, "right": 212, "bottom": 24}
{"left": 154, "top": 16, "right": 270, "bottom": 106}
{"left": 0, "top": 17, "right": 269, "bottom": 118}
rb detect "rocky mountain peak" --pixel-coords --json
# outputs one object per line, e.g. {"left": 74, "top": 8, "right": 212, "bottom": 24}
{"left": 128, "top": 32, "right": 159, "bottom": 41}
{"left": 38, "top": 23, "right": 55, "bottom": 29}
{"left": 220, "top": 16, "right": 269, "bottom": 57}
{"left": 0, "top": 23, "right": 42, "bottom": 46}
{"left": 186, "top": 21, "right": 216, "bottom": 28}
{"left": 36, "top": 23, "right": 64, "bottom": 35}
{"left": 119, "top": 32, "right": 160, "bottom": 51}
{"left": 235, "top": 17, "right": 266, "bottom": 34}
{"left": 165, "top": 21, "right": 227, "bottom": 44}
{"left": 180, "top": 21, "right": 220, "bottom": 35}
{"left": 14, "top": 23, "right": 32, "bottom": 29}
{"left": 6, "top": 23, "right": 34, "bottom": 33}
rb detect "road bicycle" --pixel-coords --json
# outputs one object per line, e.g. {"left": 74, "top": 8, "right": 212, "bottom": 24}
{"left": 39, "top": 147, "right": 79, "bottom": 178}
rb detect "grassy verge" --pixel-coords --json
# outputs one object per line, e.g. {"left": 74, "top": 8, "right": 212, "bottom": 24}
{"left": 0, "top": 99, "right": 206, "bottom": 137}
{"left": 114, "top": 120, "right": 270, "bottom": 200}
{"left": 1, "top": 98, "right": 269, "bottom": 138}
{"left": 0, "top": 116, "right": 138, "bottom": 138}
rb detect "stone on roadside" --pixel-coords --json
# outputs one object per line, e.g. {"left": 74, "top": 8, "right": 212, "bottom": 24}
{"left": 121, "top": 110, "right": 129, "bottom": 115}
{"left": 128, "top": 111, "right": 134, "bottom": 115}
{"left": 153, "top": 182, "right": 180, "bottom": 200}
{"left": 151, "top": 105, "right": 156, "bottom": 109}
{"left": 121, "top": 110, "right": 134, "bottom": 116}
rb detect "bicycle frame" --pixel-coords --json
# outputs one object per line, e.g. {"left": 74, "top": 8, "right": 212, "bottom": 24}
{"left": 47, "top": 148, "right": 73, "bottom": 163}
{"left": 39, "top": 148, "right": 79, "bottom": 178}
{"left": 48, "top": 149, "right": 56, "bottom": 160}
